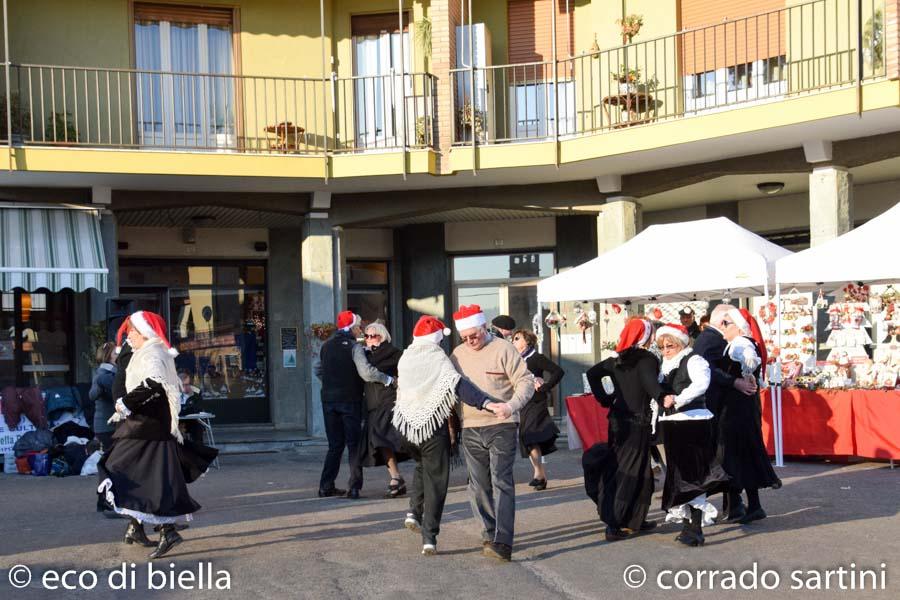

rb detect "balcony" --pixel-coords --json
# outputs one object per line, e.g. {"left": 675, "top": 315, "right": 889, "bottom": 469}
{"left": 451, "top": 0, "right": 887, "bottom": 146}
{"left": 2, "top": 66, "right": 437, "bottom": 156}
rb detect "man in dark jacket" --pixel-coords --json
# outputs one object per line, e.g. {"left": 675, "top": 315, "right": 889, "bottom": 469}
{"left": 315, "top": 311, "right": 394, "bottom": 499}
{"left": 693, "top": 304, "right": 757, "bottom": 521}
{"left": 679, "top": 307, "right": 702, "bottom": 340}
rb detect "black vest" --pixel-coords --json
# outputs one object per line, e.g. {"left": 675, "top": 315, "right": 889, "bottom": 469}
{"left": 319, "top": 331, "right": 364, "bottom": 403}
{"left": 662, "top": 352, "right": 707, "bottom": 415}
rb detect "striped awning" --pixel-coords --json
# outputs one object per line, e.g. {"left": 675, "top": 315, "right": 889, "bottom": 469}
{"left": 0, "top": 207, "right": 109, "bottom": 292}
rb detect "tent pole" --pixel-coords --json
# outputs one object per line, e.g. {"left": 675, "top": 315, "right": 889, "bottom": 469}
{"left": 774, "top": 282, "right": 784, "bottom": 467}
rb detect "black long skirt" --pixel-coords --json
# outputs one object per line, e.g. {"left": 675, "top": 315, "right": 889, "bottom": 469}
{"left": 359, "top": 403, "right": 409, "bottom": 468}
{"left": 582, "top": 414, "right": 654, "bottom": 531}
{"left": 660, "top": 418, "right": 730, "bottom": 510}
{"left": 97, "top": 437, "right": 216, "bottom": 519}
{"left": 717, "top": 392, "right": 781, "bottom": 491}
{"left": 518, "top": 393, "right": 559, "bottom": 458}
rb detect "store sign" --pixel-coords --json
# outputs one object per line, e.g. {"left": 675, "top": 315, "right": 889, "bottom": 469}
{"left": 509, "top": 253, "right": 540, "bottom": 278}
{"left": 281, "top": 327, "right": 298, "bottom": 369}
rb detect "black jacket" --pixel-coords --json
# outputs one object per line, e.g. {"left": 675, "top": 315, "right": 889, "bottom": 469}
{"left": 661, "top": 352, "right": 706, "bottom": 414}
{"left": 524, "top": 350, "right": 564, "bottom": 405}
{"left": 112, "top": 344, "right": 133, "bottom": 402}
{"left": 320, "top": 330, "right": 365, "bottom": 404}
{"left": 586, "top": 348, "right": 664, "bottom": 422}
{"left": 692, "top": 328, "right": 736, "bottom": 415}
{"left": 112, "top": 380, "right": 174, "bottom": 441}
{"left": 364, "top": 343, "right": 402, "bottom": 412}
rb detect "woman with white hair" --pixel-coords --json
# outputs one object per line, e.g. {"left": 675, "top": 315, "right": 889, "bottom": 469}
{"left": 360, "top": 322, "right": 409, "bottom": 498}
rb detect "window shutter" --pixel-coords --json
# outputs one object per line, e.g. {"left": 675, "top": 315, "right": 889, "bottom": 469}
{"left": 508, "top": 0, "right": 574, "bottom": 66}
{"left": 351, "top": 12, "right": 410, "bottom": 37}
{"left": 134, "top": 2, "right": 233, "bottom": 26}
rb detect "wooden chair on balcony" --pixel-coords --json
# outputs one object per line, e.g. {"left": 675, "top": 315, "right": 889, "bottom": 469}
{"left": 265, "top": 121, "right": 305, "bottom": 152}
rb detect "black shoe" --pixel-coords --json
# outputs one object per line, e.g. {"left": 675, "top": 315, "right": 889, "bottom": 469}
{"left": 149, "top": 525, "right": 183, "bottom": 560}
{"left": 386, "top": 478, "right": 407, "bottom": 498}
{"left": 528, "top": 478, "right": 540, "bottom": 487}
{"left": 317, "top": 487, "right": 347, "bottom": 498}
{"left": 124, "top": 519, "right": 155, "bottom": 548}
{"left": 483, "top": 542, "right": 512, "bottom": 562}
{"left": 724, "top": 493, "right": 747, "bottom": 523}
{"left": 677, "top": 508, "right": 705, "bottom": 547}
{"left": 533, "top": 479, "right": 547, "bottom": 491}
{"left": 639, "top": 520, "right": 657, "bottom": 532}
{"left": 604, "top": 527, "right": 636, "bottom": 542}
{"left": 738, "top": 507, "right": 767, "bottom": 524}
{"left": 346, "top": 488, "right": 361, "bottom": 500}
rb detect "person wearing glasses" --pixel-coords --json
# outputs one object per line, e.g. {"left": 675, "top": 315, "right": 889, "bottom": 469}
{"left": 717, "top": 307, "right": 782, "bottom": 524}
{"left": 450, "top": 304, "right": 535, "bottom": 562}
{"left": 585, "top": 317, "right": 664, "bottom": 542}
{"left": 359, "top": 322, "right": 409, "bottom": 499}
{"left": 692, "top": 304, "right": 759, "bottom": 521}
{"left": 654, "top": 324, "right": 729, "bottom": 547}
{"left": 510, "top": 329, "right": 563, "bottom": 491}
{"left": 315, "top": 311, "right": 395, "bottom": 500}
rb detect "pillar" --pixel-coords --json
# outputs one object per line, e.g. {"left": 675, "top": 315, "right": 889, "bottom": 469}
{"left": 809, "top": 166, "right": 853, "bottom": 246}
{"left": 300, "top": 218, "right": 340, "bottom": 436}
{"left": 597, "top": 197, "right": 641, "bottom": 254}
{"left": 431, "top": 0, "right": 463, "bottom": 173}
{"left": 268, "top": 228, "right": 306, "bottom": 431}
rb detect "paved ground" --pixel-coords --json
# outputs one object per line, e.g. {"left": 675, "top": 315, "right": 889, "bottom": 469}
{"left": 1, "top": 447, "right": 899, "bottom": 599}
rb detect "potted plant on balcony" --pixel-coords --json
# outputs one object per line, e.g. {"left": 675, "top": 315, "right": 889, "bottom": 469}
{"left": 456, "top": 101, "right": 485, "bottom": 143}
{"left": 612, "top": 65, "right": 643, "bottom": 94}
{"left": 616, "top": 14, "right": 643, "bottom": 45}
{"left": 44, "top": 111, "right": 79, "bottom": 144}
{"left": 0, "top": 92, "right": 32, "bottom": 144}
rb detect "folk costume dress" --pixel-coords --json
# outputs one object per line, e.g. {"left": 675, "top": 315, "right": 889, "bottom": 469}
{"left": 360, "top": 341, "right": 408, "bottom": 468}
{"left": 654, "top": 331, "right": 730, "bottom": 527}
{"left": 518, "top": 347, "right": 563, "bottom": 458}
{"left": 584, "top": 319, "right": 663, "bottom": 535}
{"left": 98, "top": 335, "right": 217, "bottom": 525}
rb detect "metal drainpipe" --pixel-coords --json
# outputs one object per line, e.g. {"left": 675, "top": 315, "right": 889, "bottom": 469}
{"left": 856, "top": 0, "right": 863, "bottom": 117}
{"left": 3, "top": 0, "right": 11, "bottom": 171}
{"left": 468, "top": 0, "right": 476, "bottom": 176}
{"left": 399, "top": 0, "right": 407, "bottom": 180}
{"left": 551, "top": 0, "right": 559, "bottom": 169}
{"left": 320, "top": 0, "right": 329, "bottom": 183}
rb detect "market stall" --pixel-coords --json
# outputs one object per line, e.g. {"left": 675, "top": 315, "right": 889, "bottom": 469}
{"left": 771, "top": 202, "right": 900, "bottom": 465}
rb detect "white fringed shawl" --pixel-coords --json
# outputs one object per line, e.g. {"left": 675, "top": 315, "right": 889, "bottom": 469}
{"left": 108, "top": 337, "right": 184, "bottom": 443}
{"left": 392, "top": 339, "right": 461, "bottom": 446}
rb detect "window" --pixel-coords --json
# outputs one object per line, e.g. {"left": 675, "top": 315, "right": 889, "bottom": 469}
{"left": 763, "top": 55, "right": 786, "bottom": 84}
{"left": 0, "top": 291, "right": 74, "bottom": 388}
{"left": 133, "top": 3, "right": 236, "bottom": 148}
{"left": 692, "top": 71, "right": 715, "bottom": 98}
{"left": 727, "top": 63, "right": 753, "bottom": 91}
{"left": 347, "top": 261, "right": 390, "bottom": 328}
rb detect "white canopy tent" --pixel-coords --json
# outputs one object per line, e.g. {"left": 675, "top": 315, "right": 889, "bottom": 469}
{"left": 538, "top": 217, "right": 792, "bottom": 303}
{"left": 776, "top": 201, "right": 900, "bottom": 290}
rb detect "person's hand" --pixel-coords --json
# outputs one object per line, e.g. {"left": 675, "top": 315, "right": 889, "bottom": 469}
{"left": 734, "top": 376, "right": 757, "bottom": 395}
{"left": 663, "top": 395, "right": 675, "bottom": 409}
{"left": 534, "top": 377, "right": 545, "bottom": 391}
{"left": 485, "top": 402, "right": 512, "bottom": 419}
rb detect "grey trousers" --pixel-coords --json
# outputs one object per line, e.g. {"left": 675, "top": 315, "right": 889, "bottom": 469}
{"left": 461, "top": 423, "right": 518, "bottom": 547}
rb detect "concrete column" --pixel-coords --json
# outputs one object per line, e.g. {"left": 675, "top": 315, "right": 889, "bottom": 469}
{"left": 597, "top": 197, "right": 641, "bottom": 254}
{"left": 809, "top": 166, "right": 853, "bottom": 246}
{"left": 301, "top": 218, "right": 338, "bottom": 436}
{"left": 430, "top": 0, "right": 462, "bottom": 173}
{"left": 268, "top": 228, "right": 305, "bottom": 431}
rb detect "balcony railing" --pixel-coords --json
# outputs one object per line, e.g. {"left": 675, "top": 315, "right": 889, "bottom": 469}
{"left": 1, "top": 65, "right": 437, "bottom": 155}
{"left": 451, "top": 0, "right": 886, "bottom": 145}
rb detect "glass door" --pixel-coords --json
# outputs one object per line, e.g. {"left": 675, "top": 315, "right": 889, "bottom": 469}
{"left": 352, "top": 28, "right": 410, "bottom": 148}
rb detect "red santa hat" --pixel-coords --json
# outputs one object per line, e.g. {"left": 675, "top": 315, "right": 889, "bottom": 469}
{"left": 453, "top": 304, "right": 486, "bottom": 331}
{"left": 725, "top": 306, "right": 750, "bottom": 335}
{"left": 336, "top": 310, "right": 361, "bottom": 331}
{"left": 413, "top": 316, "right": 451, "bottom": 344}
{"left": 114, "top": 319, "right": 129, "bottom": 353}
{"left": 129, "top": 310, "right": 178, "bottom": 356}
{"left": 739, "top": 308, "right": 768, "bottom": 366}
{"left": 616, "top": 317, "right": 653, "bottom": 353}
{"left": 656, "top": 323, "right": 690, "bottom": 347}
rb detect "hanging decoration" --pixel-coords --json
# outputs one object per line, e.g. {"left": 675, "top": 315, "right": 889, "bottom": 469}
{"left": 544, "top": 310, "right": 566, "bottom": 330}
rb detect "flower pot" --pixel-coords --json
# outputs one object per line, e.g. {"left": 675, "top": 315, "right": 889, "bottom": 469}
{"left": 618, "top": 82, "right": 647, "bottom": 95}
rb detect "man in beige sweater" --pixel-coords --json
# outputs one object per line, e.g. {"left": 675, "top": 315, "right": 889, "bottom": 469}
{"left": 450, "top": 304, "right": 535, "bottom": 562}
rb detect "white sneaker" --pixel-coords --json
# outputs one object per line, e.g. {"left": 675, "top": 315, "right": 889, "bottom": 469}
{"left": 422, "top": 543, "right": 436, "bottom": 556}
{"left": 404, "top": 513, "right": 421, "bottom": 532}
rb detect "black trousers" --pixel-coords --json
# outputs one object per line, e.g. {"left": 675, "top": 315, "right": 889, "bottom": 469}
{"left": 319, "top": 401, "right": 364, "bottom": 492}
{"left": 407, "top": 422, "right": 451, "bottom": 545}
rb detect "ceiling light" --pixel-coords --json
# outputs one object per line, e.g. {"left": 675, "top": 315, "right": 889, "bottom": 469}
{"left": 756, "top": 181, "right": 784, "bottom": 195}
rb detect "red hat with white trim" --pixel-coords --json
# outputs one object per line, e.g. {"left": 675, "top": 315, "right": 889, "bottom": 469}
{"left": 129, "top": 310, "right": 178, "bottom": 356}
{"left": 336, "top": 310, "right": 361, "bottom": 331}
{"left": 453, "top": 304, "right": 487, "bottom": 331}
{"left": 657, "top": 323, "right": 690, "bottom": 347}
{"left": 413, "top": 316, "right": 451, "bottom": 344}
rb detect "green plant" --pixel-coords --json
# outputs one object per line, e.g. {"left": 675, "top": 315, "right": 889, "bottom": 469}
{"left": 415, "top": 115, "right": 430, "bottom": 146}
{"left": 80, "top": 321, "right": 108, "bottom": 367}
{"left": 611, "top": 65, "right": 641, "bottom": 83}
{"left": 306, "top": 322, "right": 336, "bottom": 342}
{"left": 45, "top": 111, "right": 79, "bottom": 143}
{"left": 863, "top": 9, "right": 884, "bottom": 73}
{"left": 0, "top": 92, "right": 32, "bottom": 139}
{"left": 456, "top": 101, "right": 485, "bottom": 140}
{"left": 617, "top": 14, "right": 643, "bottom": 44}
{"left": 415, "top": 17, "right": 433, "bottom": 68}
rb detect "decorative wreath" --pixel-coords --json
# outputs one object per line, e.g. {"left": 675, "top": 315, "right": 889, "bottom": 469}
{"left": 758, "top": 302, "right": 777, "bottom": 326}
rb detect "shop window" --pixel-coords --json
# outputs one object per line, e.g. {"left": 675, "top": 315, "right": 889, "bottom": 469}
{"left": 347, "top": 261, "right": 390, "bottom": 327}
{"left": 0, "top": 290, "right": 73, "bottom": 388}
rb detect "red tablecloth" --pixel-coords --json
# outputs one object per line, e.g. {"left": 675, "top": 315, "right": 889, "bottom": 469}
{"left": 761, "top": 388, "right": 900, "bottom": 460}
{"left": 565, "top": 394, "right": 609, "bottom": 449}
